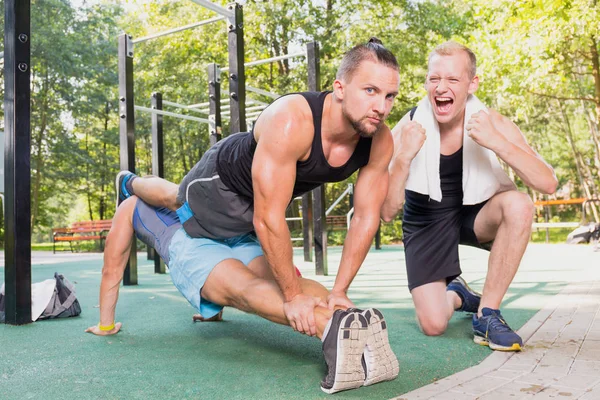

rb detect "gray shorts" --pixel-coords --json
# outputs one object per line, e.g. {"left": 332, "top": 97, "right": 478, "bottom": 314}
{"left": 132, "top": 199, "right": 181, "bottom": 264}
{"left": 176, "top": 142, "right": 254, "bottom": 239}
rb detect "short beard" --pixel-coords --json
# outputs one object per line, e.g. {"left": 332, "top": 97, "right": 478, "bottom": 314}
{"left": 349, "top": 116, "right": 381, "bottom": 138}
{"left": 343, "top": 104, "right": 382, "bottom": 138}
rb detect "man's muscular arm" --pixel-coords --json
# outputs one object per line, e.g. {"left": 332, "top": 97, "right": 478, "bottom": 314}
{"left": 252, "top": 95, "right": 326, "bottom": 336}
{"left": 327, "top": 126, "right": 394, "bottom": 308}
{"left": 381, "top": 112, "right": 427, "bottom": 222}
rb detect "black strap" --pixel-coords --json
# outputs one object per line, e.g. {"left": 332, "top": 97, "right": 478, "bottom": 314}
{"left": 409, "top": 106, "right": 417, "bottom": 121}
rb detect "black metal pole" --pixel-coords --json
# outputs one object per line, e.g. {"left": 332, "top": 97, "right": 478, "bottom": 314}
{"left": 4, "top": 0, "right": 32, "bottom": 325}
{"left": 302, "top": 192, "right": 313, "bottom": 262}
{"left": 375, "top": 223, "right": 382, "bottom": 250}
{"left": 151, "top": 92, "right": 166, "bottom": 274}
{"left": 226, "top": 2, "right": 246, "bottom": 134}
{"left": 207, "top": 63, "right": 222, "bottom": 145}
{"left": 118, "top": 33, "right": 138, "bottom": 285}
{"left": 307, "top": 41, "right": 327, "bottom": 275}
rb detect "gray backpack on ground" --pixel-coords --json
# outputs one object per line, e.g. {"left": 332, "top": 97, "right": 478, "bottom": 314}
{"left": 0, "top": 272, "right": 81, "bottom": 322}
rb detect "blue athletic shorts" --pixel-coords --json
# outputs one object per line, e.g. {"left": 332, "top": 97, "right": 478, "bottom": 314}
{"left": 132, "top": 199, "right": 264, "bottom": 318}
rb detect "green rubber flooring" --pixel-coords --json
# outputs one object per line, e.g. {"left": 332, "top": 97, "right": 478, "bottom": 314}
{"left": 1, "top": 244, "right": 572, "bottom": 399}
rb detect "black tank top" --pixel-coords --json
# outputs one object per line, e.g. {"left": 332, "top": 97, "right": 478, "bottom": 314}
{"left": 216, "top": 91, "right": 373, "bottom": 200}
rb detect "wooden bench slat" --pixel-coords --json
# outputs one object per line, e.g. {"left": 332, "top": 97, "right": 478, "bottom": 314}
{"left": 52, "top": 219, "right": 113, "bottom": 253}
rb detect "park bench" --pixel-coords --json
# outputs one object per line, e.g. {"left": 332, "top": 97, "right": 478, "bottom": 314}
{"left": 52, "top": 220, "right": 113, "bottom": 253}
{"left": 326, "top": 215, "right": 348, "bottom": 230}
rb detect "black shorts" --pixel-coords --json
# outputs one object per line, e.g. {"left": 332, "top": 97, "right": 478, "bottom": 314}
{"left": 402, "top": 191, "right": 490, "bottom": 291}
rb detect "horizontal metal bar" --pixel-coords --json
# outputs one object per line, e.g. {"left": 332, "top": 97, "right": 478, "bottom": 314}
{"left": 189, "top": 0, "right": 234, "bottom": 17}
{"left": 286, "top": 217, "right": 302, "bottom": 221}
{"left": 132, "top": 16, "right": 226, "bottom": 44}
{"left": 247, "top": 86, "right": 281, "bottom": 99}
{"left": 188, "top": 99, "right": 229, "bottom": 109}
{"left": 290, "top": 238, "right": 304, "bottom": 241}
{"left": 198, "top": 100, "right": 267, "bottom": 114}
{"left": 134, "top": 105, "right": 210, "bottom": 123}
{"left": 221, "top": 51, "right": 306, "bottom": 72}
{"left": 532, "top": 222, "right": 580, "bottom": 229}
{"left": 163, "top": 100, "right": 210, "bottom": 114}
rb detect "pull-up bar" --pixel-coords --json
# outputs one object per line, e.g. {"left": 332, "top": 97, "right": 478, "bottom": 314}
{"left": 247, "top": 86, "right": 281, "bottom": 99}
{"left": 163, "top": 100, "right": 211, "bottom": 115}
{"left": 135, "top": 105, "right": 211, "bottom": 124}
{"left": 189, "top": 0, "right": 234, "bottom": 18}
{"left": 132, "top": 16, "right": 226, "bottom": 44}
{"left": 221, "top": 51, "right": 306, "bottom": 72}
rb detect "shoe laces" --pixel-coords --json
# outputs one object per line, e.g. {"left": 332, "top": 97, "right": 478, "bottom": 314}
{"left": 485, "top": 312, "right": 513, "bottom": 333}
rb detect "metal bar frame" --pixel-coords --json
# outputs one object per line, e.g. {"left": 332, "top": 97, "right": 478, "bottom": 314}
{"left": 325, "top": 184, "right": 353, "bottom": 216}
{"left": 189, "top": 0, "right": 234, "bottom": 17}
{"left": 118, "top": 33, "right": 138, "bottom": 285}
{"left": 208, "top": 62, "right": 222, "bottom": 145}
{"left": 135, "top": 105, "right": 211, "bottom": 124}
{"left": 246, "top": 85, "right": 280, "bottom": 99}
{"left": 221, "top": 51, "right": 306, "bottom": 72}
{"left": 4, "top": 0, "right": 32, "bottom": 325}
{"left": 227, "top": 2, "right": 246, "bottom": 133}
{"left": 151, "top": 92, "right": 167, "bottom": 273}
{"left": 163, "top": 100, "right": 209, "bottom": 114}
{"left": 306, "top": 41, "right": 325, "bottom": 274}
{"left": 132, "top": 16, "right": 226, "bottom": 44}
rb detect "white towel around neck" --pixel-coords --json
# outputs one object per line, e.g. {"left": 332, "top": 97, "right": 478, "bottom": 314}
{"left": 405, "top": 94, "right": 515, "bottom": 204}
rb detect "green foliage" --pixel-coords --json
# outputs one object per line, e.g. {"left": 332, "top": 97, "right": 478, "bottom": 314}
{"left": 3, "top": 0, "right": 599, "bottom": 246}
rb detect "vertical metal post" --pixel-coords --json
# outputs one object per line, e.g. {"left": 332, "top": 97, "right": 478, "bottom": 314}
{"left": 375, "top": 224, "right": 382, "bottom": 250}
{"left": 151, "top": 92, "right": 166, "bottom": 274}
{"left": 307, "top": 41, "right": 327, "bottom": 275}
{"left": 207, "top": 63, "right": 222, "bottom": 145}
{"left": 302, "top": 192, "right": 313, "bottom": 262}
{"left": 4, "top": 0, "right": 32, "bottom": 325}
{"left": 118, "top": 33, "right": 137, "bottom": 285}
{"left": 226, "top": 2, "right": 246, "bottom": 134}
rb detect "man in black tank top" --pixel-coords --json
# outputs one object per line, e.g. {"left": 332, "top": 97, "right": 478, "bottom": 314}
{"left": 382, "top": 42, "right": 557, "bottom": 352}
{"left": 114, "top": 39, "right": 402, "bottom": 391}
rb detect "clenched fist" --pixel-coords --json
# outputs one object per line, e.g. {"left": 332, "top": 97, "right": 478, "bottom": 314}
{"left": 396, "top": 121, "right": 426, "bottom": 163}
{"left": 466, "top": 111, "right": 506, "bottom": 152}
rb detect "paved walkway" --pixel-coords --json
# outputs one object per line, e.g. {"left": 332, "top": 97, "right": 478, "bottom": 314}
{"left": 395, "top": 246, "right": 600, "bottom": 400}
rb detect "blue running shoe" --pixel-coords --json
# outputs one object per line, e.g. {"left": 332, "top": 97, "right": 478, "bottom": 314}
{"left": 115, "top": 170, "right": 137, "bottom": 208}
{"left": 473, "top": 308, "right": 523, "bottom": 351}
{"left": 447, "top": 276, "right": 481, "bottom": 314}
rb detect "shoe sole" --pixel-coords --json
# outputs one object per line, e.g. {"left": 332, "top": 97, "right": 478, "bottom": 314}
{"left": 362, "top": 308, "right": 400, "bottom": 386}
{"left": 320, "top": 312, "right": 369, "bottom": 394}
{"left": 115, "top": 170, "right": 130, "bottom": 211}
{"left": 474, "top": 335, "right": 522, "bottom": 351}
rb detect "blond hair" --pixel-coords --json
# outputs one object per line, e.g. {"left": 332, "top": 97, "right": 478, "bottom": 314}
{"left": 428, "top": 41, "right": 477, "bottom": 78}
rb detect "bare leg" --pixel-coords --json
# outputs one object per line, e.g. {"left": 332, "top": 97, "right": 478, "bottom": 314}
{"left": 201, "top": 258, "right": 333, "bottom": 338}
{"left": 474, "top": 190, "right": 534, "bottom": 315}
{"left": 131, "top": 176, "right": 180, "bottom": 211}
{"left": 410, "top": 280, "right": 461, "bottom": 336}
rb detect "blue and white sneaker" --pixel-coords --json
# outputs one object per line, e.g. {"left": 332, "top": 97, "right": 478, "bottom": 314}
{"left": 320, "top": 310, "right": 369, "bottom": 394}
{"left": 447, "top": 276, "right": 481, "bottom": 314}
{"left": 473, "top": 308, "right": 523, "bottom": 351}
{"left": 115, "top": 170, "right": 137, "bottom": 208}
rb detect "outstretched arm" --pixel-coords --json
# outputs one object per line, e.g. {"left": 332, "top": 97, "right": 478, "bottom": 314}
{"left": 85, "top": 197, "right": 137, "bottom": 336}
{"left": 328, "top": 127, "right": 394, "bottom": 308}
{"left": 252, "top": 95, "right": 325, "bottom": 336}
